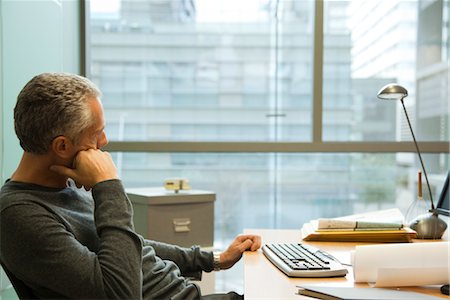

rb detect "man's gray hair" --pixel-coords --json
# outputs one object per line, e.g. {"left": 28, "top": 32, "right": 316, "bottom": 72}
{"left": 14, "top": 73, "right": 102, "bottom": 154}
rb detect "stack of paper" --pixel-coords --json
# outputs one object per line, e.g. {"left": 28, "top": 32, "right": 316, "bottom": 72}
{"left": 301, "top": 208, "right": 417, "bottom": 243}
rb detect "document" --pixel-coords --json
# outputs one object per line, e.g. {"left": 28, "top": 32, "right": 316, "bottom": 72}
{"left": 297, "top": 285, "right": 442, "bottom": 300}
{"left": 352, "top": 242, "right": 449, "bottom": 287}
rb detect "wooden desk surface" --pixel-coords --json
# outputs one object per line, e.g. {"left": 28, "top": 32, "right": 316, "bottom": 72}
{"left": 243, "top": 229, "right": 447, "bottom": 299}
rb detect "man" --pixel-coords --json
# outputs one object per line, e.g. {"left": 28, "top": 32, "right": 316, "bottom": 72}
{"left": 0, "top": 73, "right": 261, "bottom": 299}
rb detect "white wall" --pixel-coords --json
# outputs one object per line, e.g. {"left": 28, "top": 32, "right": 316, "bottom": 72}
{"left": 0, "top": 0, "right": 80, "bottom": 294}
{"left": 1, "top": 0, "right": 80, "bottom": 182}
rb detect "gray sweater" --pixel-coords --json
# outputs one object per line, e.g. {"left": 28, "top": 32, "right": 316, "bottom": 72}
{"left": 0, "top": 179, "right": 214, "bottom": 299}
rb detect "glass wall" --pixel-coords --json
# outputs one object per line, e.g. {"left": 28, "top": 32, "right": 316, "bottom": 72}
{"left": 87, "top": 0, "right": 449, "bottom": 146}
{"left": 89, "top": 0, "right": 315, "bottom": 142}
{"left": 86, "top": 0, "right": 449, "bottom": 292}
{"left": 116, "top": 152, "right": 448, "bottom": 240}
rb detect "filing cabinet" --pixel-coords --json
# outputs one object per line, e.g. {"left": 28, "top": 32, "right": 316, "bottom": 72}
{"left": 126, "top": 187, "right": 216, "bottom": 294}
{"left": 126, "top": 187, "right": 215, "bottom": 248}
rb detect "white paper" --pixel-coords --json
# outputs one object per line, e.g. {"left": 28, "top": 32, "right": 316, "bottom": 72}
{"left": 352, "top": 242, "right": 449, "bottom": 287}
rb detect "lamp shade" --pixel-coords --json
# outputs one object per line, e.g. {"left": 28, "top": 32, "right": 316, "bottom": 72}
{"left": 377, "top": 83, "right": 408, "bottom": 100}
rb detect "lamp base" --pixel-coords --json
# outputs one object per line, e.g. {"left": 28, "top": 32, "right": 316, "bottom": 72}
{"left": 409, "top": 211, "right": 448, "bottom": 239}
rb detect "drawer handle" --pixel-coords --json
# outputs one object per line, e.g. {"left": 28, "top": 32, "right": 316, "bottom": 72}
{"left": 173, "top": 218, "right": 191, "bottom": 233}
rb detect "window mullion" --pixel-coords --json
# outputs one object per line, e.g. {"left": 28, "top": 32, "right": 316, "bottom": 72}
{"left": 313, "top": 0, "right": 324, "bottom": 143}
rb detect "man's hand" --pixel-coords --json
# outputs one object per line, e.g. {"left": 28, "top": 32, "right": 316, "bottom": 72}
{"left": 219, "top": 234, "right": 261, "bottom": 270}
{"left": 50, "top": 149, "right": 118, "bottom": 190}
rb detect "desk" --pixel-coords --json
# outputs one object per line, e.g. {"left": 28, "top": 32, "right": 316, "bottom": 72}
{"left": 244, "top": 229, "right": 447, "bottom": 299}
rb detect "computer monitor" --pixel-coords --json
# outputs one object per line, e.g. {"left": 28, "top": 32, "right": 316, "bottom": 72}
{"left": 435, "top": 171, "right": 449, "bottom": 217}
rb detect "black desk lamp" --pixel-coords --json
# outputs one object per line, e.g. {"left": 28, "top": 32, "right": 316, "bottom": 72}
{"left": 377, "top": 83, "right": 447, "bottom": 239}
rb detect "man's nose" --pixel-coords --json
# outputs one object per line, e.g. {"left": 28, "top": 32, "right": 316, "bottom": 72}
{"left": 98, "top": 132, "right": 108, "bottom": 149}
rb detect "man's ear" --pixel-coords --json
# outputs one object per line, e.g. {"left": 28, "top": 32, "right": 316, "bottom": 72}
{"left": 51, "top": 136, "right": 74, "bottom": 158}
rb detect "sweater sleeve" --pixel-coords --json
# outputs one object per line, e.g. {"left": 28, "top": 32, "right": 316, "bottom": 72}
{"left": 144, "top": 239, "right": 214, "bottom": 274}
{"left": 0, "top": 179, "right": 143, "bottom": 299}
{"left": 92, "top": 179, "right": 144, "bottom": 298}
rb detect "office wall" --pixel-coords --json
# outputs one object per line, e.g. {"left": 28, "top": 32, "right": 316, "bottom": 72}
{"left": 0, "top": 0, "right": 80, "bottom": 293}
{"left": 0, "top": 0, "right": 80, "bottom": 182}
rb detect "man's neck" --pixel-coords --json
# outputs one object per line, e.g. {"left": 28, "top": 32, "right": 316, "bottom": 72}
{"left": 11, "top": 152, "right": 68, "bottom": 188}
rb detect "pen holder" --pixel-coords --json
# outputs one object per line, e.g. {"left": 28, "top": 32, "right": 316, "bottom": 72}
{"left": 408, "top": 211, "right": 447, "bottom": 239}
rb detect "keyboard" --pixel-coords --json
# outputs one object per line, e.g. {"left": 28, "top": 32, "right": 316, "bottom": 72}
{"left": 262, "top": 243, "right": 348, "bottom": 277}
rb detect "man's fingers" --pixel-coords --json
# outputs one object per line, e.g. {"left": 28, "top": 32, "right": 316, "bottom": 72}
{"left": 237, "top": 239, "right": 254, "bottom": 252}
{"left": 250, "top": 236, "right": 262, "bottom": 251}
{"left": 236, "top": 235, "right": 261, "bottom": 251}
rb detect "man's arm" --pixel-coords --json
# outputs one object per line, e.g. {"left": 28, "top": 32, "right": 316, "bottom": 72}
{"left": 144, "top": 240, "right": 214, "bottom": 274}
{"left": 145, "top": 234, "right": 261, "bottom": 274}
{"left": 92, "top": 179, "right": 144, "bottom": 297}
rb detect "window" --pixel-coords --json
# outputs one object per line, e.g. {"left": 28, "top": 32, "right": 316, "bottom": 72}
{"left": 86, "top": 0, "right": 449, "bottom": 291}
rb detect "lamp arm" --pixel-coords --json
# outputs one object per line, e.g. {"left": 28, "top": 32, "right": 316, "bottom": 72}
{"left": 400, "top": 99, "right": 435, "bottom": 210}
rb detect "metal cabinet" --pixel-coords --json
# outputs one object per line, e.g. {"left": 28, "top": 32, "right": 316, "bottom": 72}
{"left": 126, "top": 187, "right": 215, "bottom": 247}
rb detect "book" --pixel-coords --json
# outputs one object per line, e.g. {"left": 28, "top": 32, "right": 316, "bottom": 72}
{"left": 317, "top": 219, "right": 403, "bottom": 231}
{"left": 301, "top": 209, "right": 417, "bottom": 243}
{"left": 297, "top": 285, "right": 442, "bottom": 300}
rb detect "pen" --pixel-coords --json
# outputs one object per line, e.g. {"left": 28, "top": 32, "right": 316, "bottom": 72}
{"left": 418, "top": 171, "right": 422, "bottom": 198}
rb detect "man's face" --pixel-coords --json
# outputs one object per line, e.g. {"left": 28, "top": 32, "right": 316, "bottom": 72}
{"left": 73, "top": 97, "right": 108, "bottom": 153}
